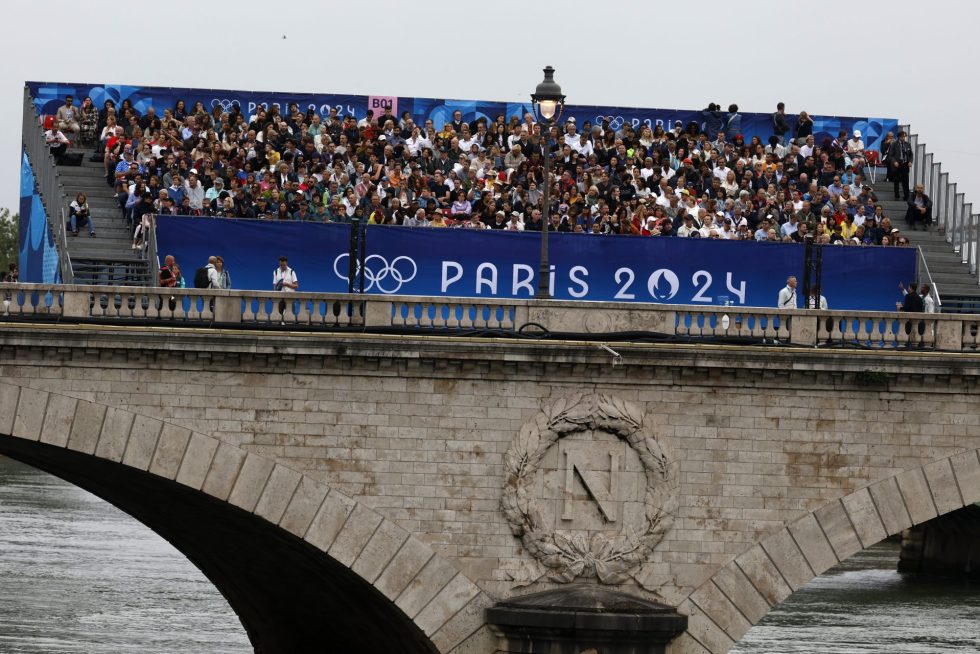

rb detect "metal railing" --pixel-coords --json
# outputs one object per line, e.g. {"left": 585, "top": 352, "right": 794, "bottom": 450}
{"left": 910, "top": 123, "right": 980, "bottom": 298}
{"left": 22, "top": 86, "right": 71, "bottom": 282}
{"left": 56, "top": 207, "right": 74, "bottom": 284}
{"left": 145, "top": 218, "right": 159, "bottom": 286}
{"left": 915, "top": 245, "right": 940, "bottom": 310}
{"left": 1, "top": 283, "right": 977, "bottom": 351}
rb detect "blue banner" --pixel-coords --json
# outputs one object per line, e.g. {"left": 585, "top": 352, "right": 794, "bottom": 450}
{"left": 155, "top": 217, "right": 915, "bottom": 311}
{"left": 27, "top": 81, "right": 898, "bottom": 154}
{"left": 18, "top": 152, "right": 60, "bottom": 284}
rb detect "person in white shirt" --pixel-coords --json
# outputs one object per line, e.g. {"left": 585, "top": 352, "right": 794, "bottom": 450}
{"left": 405, "top": 128, "right": 432, "bottom": 157}
{"left": 713, "top": 161, "right": 731, "bottom": 183}
{"left": 777, "top": 276, "right": 798, "bottom": 309}
{"left": 184, "top": 174, "right": 205, "bottom": 212}
{"left": 273, "top": 257, "right": 298, "bottom": 292}
{"left": 800, "top": 135, "right": 815, "bottom": 159}
{"left": 206, "top": 256, "right": 220, "bottom": 288}
{"left": 571, "top": 134, "right": 593, "bottom": 158}
{"left": 807, "top": 286, "right": 828, "bottom": 310}
{"left": 846, "top": 130, "right": 865, "bottom": 156}
{"left": 45, "top": 127, "right": 70, "bottom": 157}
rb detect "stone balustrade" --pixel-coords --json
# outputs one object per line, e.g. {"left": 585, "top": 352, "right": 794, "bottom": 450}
{"left": 2, "top": 283, "right": 977, "bottom": 351}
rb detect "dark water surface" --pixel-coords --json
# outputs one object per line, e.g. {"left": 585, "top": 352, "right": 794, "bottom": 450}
{"left": 732, "top": 539, "right": 980, "bottom": 653}
{"left": 0, "top": 455, "right": 250, "bottom": 653}
{"left": 1, "top": 455, "right": 977, "bottom": 653}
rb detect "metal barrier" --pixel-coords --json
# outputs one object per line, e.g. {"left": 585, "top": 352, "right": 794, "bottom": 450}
{"left": 910, "top": 123, "right": 980, "bottom": 293}
{"left": 21, "top": 86, "right": 71, "bottom": 282}
{"left": 915, "top": 245, "right": 940, "bottom": 310}
{"left": 2, "top": 283, "right": 978, "bottom": 351}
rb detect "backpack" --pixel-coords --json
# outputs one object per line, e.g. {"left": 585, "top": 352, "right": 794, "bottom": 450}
{"left": 193, "top": 266, "right": 211, "bottom": 289}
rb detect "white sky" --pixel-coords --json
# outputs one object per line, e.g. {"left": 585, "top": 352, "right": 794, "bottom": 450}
{"left": 3, "top": 0, "right": 977, "bottom": 215}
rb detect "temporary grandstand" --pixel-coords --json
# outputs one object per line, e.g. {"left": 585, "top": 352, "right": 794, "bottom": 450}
{"left": 19, "top": 82, "right": 980, "bottom": 312}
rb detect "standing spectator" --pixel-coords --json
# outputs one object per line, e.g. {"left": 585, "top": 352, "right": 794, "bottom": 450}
{"left": 159, "top": 255, "right": 182, "bottom": 287}
{"left": 724, "top": 104, "right": 742, "bottom": 141}
{"left": 880, "top": 131, "right": 896, "bottom": 180}
{"left": 771, "top": 102, "right": 789, "bottom": 144}
{"left": 897, "top": 281, "right": 924, "bottom": 312}
{"left": 184, "top": 174, "right": 205, "bottom": 214}
{"left": 905, "top": 185, "right": 932, "bottom": 231}
{"left": 204, "top": 256, "right": 220, "bottom": 288}
{"left": 899, "top": 281, "right": 935, "bottom": 313}
{"left": 701, "top": 104, "right": 724, "bottom": 137}
{"left": 888, "top": 131, "right": 913, "bottom": 200}
{"left": 132, "top": 213, "right": 152, "bottom": 250}
{"left": 273, "top": 256, "right": 298, "bottom": 292}
{"left": 214, "top": 256, "right": 232, "bottom": 289}
{"left": 794, "top": 111, "right": 813, "bottom": 145}
{"left": 777, "top": 276, "right": 798, "bottom": 309}
{"left": 920, "top": 283, "right": 936, "bottom": 314}
{"left": 68, "top": 193, "right": 95, "bottom": 237}
{"left": 55, "top": 95, "right": 81, "bottom": 140}
{"left": 807, "top": 285, "right": 828, "bottom": 309}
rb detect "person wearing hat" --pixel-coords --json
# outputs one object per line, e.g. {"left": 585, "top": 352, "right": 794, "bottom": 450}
{"left": 677, "top": 213, "right": 698, "bottom": 237}
{"left": 489, "top": 210, "right": 507, "bottom": 230}
{"left": 846, "top": 130, "right": 865, "bottom": 158}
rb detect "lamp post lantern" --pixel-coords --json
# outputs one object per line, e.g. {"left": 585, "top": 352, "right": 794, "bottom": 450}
{"left": 531, "top": 66, "right": 565, "bottom": 298}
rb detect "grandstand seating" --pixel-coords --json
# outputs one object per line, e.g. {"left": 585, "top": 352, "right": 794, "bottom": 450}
{"left": 27, "top": 84, "right": 980, "bottom": 305}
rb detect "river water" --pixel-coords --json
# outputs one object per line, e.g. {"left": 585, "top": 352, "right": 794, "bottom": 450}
{"left": 0, "top": 455, "right": 977, "bottom": 653}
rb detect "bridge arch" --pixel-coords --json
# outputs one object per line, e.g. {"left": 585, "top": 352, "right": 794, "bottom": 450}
{"left": 0, "top": 381, "right": 489, "bottom": 654}
{"left": 672, "top": 447, "right": 980, "bottom": 654}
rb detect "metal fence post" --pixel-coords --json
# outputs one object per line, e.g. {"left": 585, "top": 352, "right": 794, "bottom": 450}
{"left": 938, "top": 172, "right": 948, "bottom": 235}
{"left": 955, "top": 193, "right": 966, "bottom": 261}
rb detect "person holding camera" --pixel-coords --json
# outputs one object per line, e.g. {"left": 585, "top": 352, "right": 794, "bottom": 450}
{"left": 273, "top": 256, "right": 298, "bottom": 292}
{"left": 69, "top": 193, "right": 95, "bottom": 237}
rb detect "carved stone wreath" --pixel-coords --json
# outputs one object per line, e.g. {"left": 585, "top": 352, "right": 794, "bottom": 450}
{"left": 501, "top": 393, "right": 677, "bottom": 585}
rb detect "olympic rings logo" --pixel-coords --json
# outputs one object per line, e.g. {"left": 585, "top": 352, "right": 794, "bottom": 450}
{"left": 333, "top": 254, "right": 418, "bottom": 294}
{"left": 598, "top": 115, "right": 625, "bottom": 130}
{"left": 210, "top": 99, "right": 237, "bottom": 111}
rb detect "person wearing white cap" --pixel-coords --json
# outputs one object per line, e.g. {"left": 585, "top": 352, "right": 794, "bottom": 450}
{"left": 846, "top": 130, "right": 865, "bottom": 158}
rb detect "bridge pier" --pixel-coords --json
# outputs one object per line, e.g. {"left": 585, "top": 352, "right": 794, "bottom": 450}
{"left": 899, "top": 505, "right": 980, "bottom": 578}
{"left": 487, "top": 586, "right": 687, "bottom": 654}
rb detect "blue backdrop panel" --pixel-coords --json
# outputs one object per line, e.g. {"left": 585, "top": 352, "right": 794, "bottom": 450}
{"left": 28, "top": 82, "right": 898, "bottom": 154}
{"left": 18, "top": 152, "right": 60, "bottom": 284}
{"left": 155, "top": 217, "right": 915, "bottom": 311}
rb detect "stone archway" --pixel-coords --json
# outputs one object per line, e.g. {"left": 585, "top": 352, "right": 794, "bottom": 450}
{"left": 669, "top": 447, "right": 980, "bottom": 654}
{"left": 0, "top": 381, "right": 491, "bottom": 653}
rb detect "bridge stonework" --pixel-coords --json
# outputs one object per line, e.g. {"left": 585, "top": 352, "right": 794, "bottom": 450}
{"left": 2, "top": 323, "right": 980, "bottom": 653}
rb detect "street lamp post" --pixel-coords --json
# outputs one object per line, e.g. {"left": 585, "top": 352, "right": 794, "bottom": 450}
{"left": 531, "top": 66, "right": 565, "bottom": 298}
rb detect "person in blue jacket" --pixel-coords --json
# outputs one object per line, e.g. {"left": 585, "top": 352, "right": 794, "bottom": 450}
{"left": 725, "top": 104, "right": 742, "bottom": 141}
{"left": 701, "top": 103, "right": 724, "bottom": 139}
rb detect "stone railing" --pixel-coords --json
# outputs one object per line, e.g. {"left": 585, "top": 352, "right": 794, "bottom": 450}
{"left": 2, "top": 283, "right": 978, "bottom": 351}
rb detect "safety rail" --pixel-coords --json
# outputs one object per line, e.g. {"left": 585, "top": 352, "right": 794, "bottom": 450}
{"left": 909, "top": 124, "right": 980, "bottom": 292}
{"left": 3, "top": 283, "right": 979, "bottom": 351}
{"left": 915, "top": 245, "right": 940, "bottom": 311}
{"left": 22, "top": 86, "right": 71, "bottom": 282}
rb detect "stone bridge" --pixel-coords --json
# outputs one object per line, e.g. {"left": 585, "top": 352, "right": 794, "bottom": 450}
{"left": 2, "top": 285, "right": 980, "bottom": 653}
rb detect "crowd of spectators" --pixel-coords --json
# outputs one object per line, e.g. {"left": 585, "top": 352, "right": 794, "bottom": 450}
{"left": 71, "top": 94, "right": 924, "bottom": 249}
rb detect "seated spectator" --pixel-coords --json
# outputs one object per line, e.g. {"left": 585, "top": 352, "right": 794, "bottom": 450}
{"left": 79, "top": 97, "right": 99, "bottom": 145}
{"left": 45, "top": 125, "right": 70, "bottom": 158}
{"left": 55, "top": 95, "right": 81, "bottom": 140}
{"left": 68, "top": 193, "right": 95, "bottom": 237}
